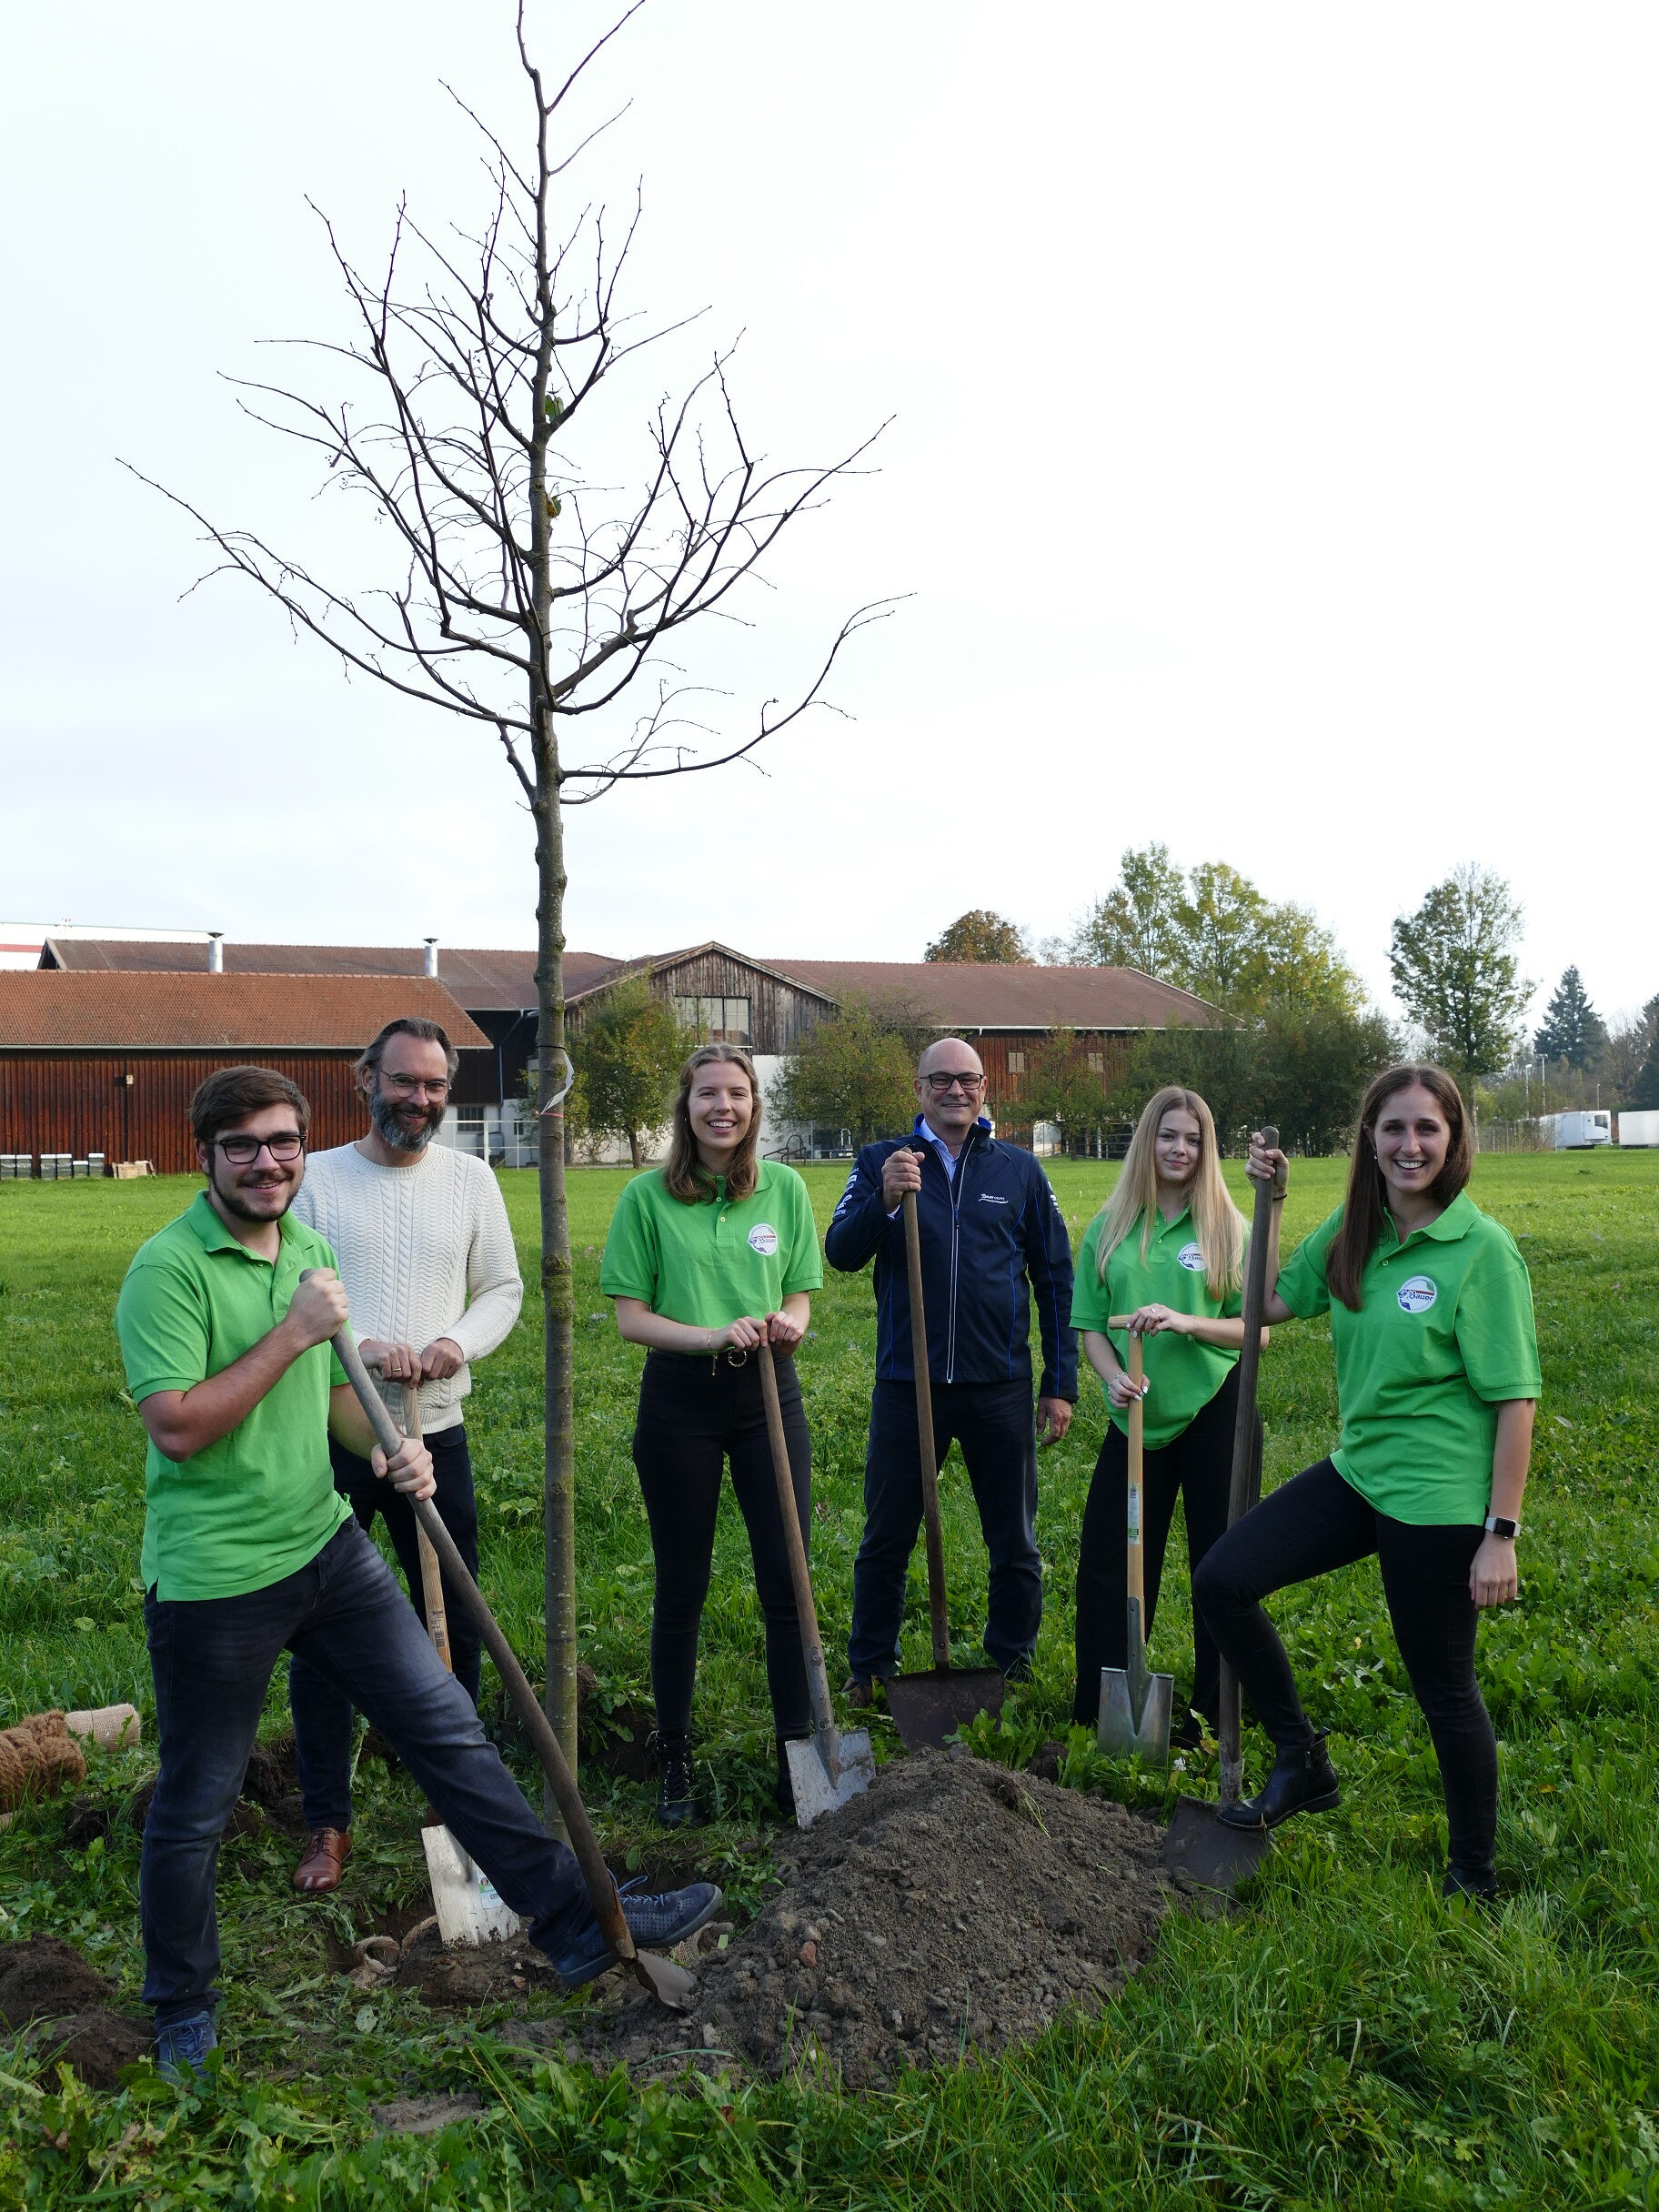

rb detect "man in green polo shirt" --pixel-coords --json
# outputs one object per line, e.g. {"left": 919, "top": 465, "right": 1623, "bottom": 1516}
{"left": 116, "top": 1067, "right": 719, "bottom": 2081}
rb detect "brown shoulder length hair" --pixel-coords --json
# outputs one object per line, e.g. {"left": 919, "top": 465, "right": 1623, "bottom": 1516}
{"left": 661, "top": 1043, "right": 764, "bottom": 1204}
{"left": 1326, "top": 1063, "right": 1473, "bottom": 1311}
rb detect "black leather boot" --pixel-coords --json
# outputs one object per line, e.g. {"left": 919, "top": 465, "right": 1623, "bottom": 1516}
{"left": 1442, "top": 1864, "right": 1498, "bottom": 1905}
{"left": 655, "top": 1735, "right": 696, "bottom": 1828}
{"left": 1217, "top": 1730, "right": 1340, "bottom": 1831}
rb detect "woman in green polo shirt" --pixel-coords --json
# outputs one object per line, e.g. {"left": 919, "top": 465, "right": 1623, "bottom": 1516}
{"left": 601, "top": 1042, "right": 823, "bottom": 1825}
{"left": 1070, "top": 1085, "right": 1256, "bottom": 1742}
{"left": 1194, "top": 1064, "right": 1540, "bottom": 1902}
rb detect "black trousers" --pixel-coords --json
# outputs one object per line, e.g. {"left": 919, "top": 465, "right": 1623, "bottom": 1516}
{"left": 1071, "top": 1368, "right": 1246, "bottom": 1729}
{"left": 849, "top": 1378, "right": 1041, "bottom": 1681}
{"left": 290, "top": 1426, "right": 481, "bottom": 1831}
{"left": 1193, "top": 1457, "right": 1497, "bottom": 1875}
{"left": 631, "top": 1350, "right": 811, "bottom": 1743}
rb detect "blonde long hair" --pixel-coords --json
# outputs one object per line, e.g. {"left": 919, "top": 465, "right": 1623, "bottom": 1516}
{"left": 662, "top": 1043, "right": 762, "bottom": 1204}
{"left": 1091, "top": 1086, "right": 1244, "bottom": 1302}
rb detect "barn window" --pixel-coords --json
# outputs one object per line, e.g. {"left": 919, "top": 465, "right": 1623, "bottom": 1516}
{"left": 1007, "top": 1051, "right": 1026, "bottom": 1074}
{"left": 672, "top": 994, "right": 751, "bottom": 1041}
{"left": 1088, "top": 1052, "right": 1105, "bottom": 1071}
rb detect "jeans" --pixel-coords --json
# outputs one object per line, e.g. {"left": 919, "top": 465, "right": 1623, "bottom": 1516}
{"left": 1071, "top": 1369, "right": 1246, "bottom": 1728}
{"left": 849, "top": 1378, "right": 1041, "bottom": 1682}
{"left": 630, "top": 1350, "right": 812, "bottom": 1743}
{"left": 1192, "top": 1457, "right": 1497, "bottom": 1874}
{"left": 141, "top": 1518, "right": 588, "bottom": 2025}
{"left": 289, "top": 1426, "right": 481, "bottom": 1830}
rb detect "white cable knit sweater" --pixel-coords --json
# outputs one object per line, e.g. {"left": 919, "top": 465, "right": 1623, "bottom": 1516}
{"left": 292, "top": 1142, "right": 524, "bottom": 1434}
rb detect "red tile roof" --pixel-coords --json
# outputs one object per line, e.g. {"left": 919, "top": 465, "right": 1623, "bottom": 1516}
{"left": 43, "top": 940, "right": 589, "bottom": 1008}
{"left": 0, "top": 973, "right": 490, "bottom": 1051}
{"left": 755, "top": 960, "right": 1217, "bottom": 1030}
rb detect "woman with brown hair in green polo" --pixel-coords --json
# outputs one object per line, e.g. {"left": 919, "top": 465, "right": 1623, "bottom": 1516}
{"left": 601, "top": 1042, "right": 822, "bottom": 1826}
{"left": 1194, "top": 1064, "right": 1540, "bottom": 1901}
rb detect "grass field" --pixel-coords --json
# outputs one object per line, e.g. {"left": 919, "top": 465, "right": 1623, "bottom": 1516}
{"left": 2, "top": 1149, "right": 1658, "bottom": 2207}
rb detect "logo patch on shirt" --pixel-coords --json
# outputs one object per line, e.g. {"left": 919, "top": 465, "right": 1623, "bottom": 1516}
{"left": 978, "top": 1191, "right": 1008, "bottom": 1205}
{"left": 747, "top": 1222, "right": 779, "bottom": 1257}
{"left": 1397, "top": 1274, "right": 1438, "bottom": 1313}
{"left": 1177, "top": 1242, "right": 1206, "bottom": 1272}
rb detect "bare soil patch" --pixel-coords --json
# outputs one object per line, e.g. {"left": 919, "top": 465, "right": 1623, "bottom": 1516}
{"left": 0, "top": 1936, "right": 151, "bottom": 2089}
{"left": 573, "top": 1747, "right": 1171, "bottom": 2088}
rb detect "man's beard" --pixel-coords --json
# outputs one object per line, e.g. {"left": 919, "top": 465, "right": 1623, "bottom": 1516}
{"left": 209, "top": 1158, "right": 297, "bottom": 1222}
{"left": 371, "top": 1084, "right": 447, "bottom": 1153}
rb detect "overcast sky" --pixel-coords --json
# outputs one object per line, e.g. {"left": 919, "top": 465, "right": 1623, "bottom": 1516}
{"left": 4, "top": 3, "right": 1654, "bottom": 1028}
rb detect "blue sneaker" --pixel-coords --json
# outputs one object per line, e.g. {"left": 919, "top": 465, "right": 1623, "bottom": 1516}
{"left": 156, "top": 2010, "right": 217, "bottom": 2083}
{"left": 548, "top": 1881, "right": 723, "bottom": 1990}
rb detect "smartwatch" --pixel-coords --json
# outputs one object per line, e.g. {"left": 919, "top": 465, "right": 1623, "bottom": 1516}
{"left": 1483, "top": 1514, "right": 1521, "bottom": 1539}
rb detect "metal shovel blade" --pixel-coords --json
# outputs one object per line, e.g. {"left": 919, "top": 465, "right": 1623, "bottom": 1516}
{"left": 787, "top": 1726, "right": 876, "bottom": 1829}
{"left": 1096, "top": 1665, "right": 1175, "bottom": 1763}
{"left": 885, "top": 1666, "right": 1006, "bottom": 1754}
{"left": 421, "top": 1822, "right": 522, "bottom": 1947}
{"left": 1161, "top": 1795, "right": 1273, "bottom": 1894}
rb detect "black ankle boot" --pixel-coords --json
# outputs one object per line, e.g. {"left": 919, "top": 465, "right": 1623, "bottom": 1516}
{"left": 1218, "top": 1731, "right": 1340, "bottom": 1831}
{"left": 655, "top": 1736, "right": 696, "bottom": 1829}
{"left": 775, "top": 1738, "right": 804, "bottom": 1818}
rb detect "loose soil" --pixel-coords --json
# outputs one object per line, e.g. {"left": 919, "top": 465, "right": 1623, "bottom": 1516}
{"left": 574, "top": 1748, "right": 1171, "bottom": 2089}
{"left": 0, "top": 1936, "right": 151, "bottom": 2090}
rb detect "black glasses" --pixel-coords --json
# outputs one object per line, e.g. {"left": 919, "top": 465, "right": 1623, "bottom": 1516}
{"left": 216, "top": 1132, "right": 305, "bottom": 1164}
{"left": 378, "top": 1072, "right": 450, "bottom": 1098}
{"left": 922, "top": 1071, "right": 985, "bottom": 1093}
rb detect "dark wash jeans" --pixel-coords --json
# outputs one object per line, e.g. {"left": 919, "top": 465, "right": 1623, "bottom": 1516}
{"left": 631, "top": 1350, "right": 811, "bottom": 1743}
{"left": 289, "top": 1426, "right": 482, "bottom": 1831}
{"left": 849, "top": 1378, "right": 1041, "bottom": 1683}
{"left": 1071, "top": 1368, "right": 1249, "bottom": 1729}
{"left": 1192, "top": 1457, "right": 1498, "bottom": 1874}
{"left": 142, "top": 1519, "right": 588, "bottom": 2026}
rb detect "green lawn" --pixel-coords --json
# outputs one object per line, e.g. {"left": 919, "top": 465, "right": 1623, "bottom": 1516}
{"left": 2, "top": 1151, "right": 1657, "bottom": 2207}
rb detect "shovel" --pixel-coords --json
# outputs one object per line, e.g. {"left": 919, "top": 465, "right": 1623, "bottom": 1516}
{"left": 883, "top": 1187, "right": 1007, "bottom": 1753}
{"left": 1096, "top": 1332, "right": 1174, "bottom": 1762}
{"left": 755, "top": 1338, "right": 875, "bottom": 1827}
{"left": 1161, "top": 1125, "right": 1282, "bottom": 1895}
{"left": 319, "top": 1297, "right": 697, "bottom": 2008}
{"left": 393, "top": 1382, "right": 520, "bottom": 1948}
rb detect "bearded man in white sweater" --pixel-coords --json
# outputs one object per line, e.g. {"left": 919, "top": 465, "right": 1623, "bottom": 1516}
{"left": 287, "top": 1016, "right": 523, "bottom": 1895}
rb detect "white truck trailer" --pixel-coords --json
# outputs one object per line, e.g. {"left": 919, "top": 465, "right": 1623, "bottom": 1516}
{"left": 1538, "top": 1110, "right": 1614, "bottom": 1149}
{"left": 1616, "top": 1109, "right": 1659, "bottom": 1148}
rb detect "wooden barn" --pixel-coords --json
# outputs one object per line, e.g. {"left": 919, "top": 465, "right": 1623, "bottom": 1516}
{"left": 0, "top": 972, "right": 489, "bottom": 1175}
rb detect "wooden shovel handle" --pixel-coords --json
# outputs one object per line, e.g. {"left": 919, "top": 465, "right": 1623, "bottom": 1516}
{"left": 901, "top": 1189, "right": 952, "bottom": 1671}
{"left": 756, "top": 1340, "right": 837, "bottom": 1745}
{"left": 318, "top": 1300, "right": 636, "bottom": 1964}
{"left": 1125, "top": 1334, "right": 1146, "bottom": 1613}
{"left": 1219, "top": 1124, "right": 1280, "bottom": 1805}
{"left": 403, "top": 1382, "right": 452, "bottom": 1674}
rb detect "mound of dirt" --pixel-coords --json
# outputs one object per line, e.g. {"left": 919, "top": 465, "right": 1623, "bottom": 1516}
{"left": 0, "top": 1936, "right": 151, "bottom": 2089}
{"left": 578, "top": 1748, "right": 1171, "bottom": 2088}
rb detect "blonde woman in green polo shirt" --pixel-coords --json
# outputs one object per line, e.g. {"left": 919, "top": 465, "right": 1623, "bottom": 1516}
{"left": 1070, "top": 1086, "right": 1255, "bottom": 1742}
{"left": 601, "top": 1042, "right": 823, "bottom": 1825}
{"left": 1194, "top": 1064, "right": 1540, "bottom": 1903}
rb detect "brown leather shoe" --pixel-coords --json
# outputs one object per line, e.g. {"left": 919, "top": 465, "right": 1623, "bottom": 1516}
{"left": 293, "top": 1827, "right": 352, "bottom": 1894}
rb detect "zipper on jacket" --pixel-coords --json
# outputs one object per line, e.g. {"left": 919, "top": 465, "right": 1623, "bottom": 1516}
{"left": 944, "top": 1129, "right": 973, "bottom": 1384}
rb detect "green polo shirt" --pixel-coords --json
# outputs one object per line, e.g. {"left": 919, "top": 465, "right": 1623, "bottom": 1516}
{"left": 1275, "top": 1191, "right": 1541, "bottom": 1525}
{"left": 600, "top": 1161, "right": 822, "bottom": 1328}
{"left": 115, "top": 1191, "right": 351, "bottom": 1601}
{"left": 1070, "top": 1207, "right": 1244, "bottom": 1451}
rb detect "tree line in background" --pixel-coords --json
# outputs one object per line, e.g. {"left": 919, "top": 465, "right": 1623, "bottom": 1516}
{"left": 790, "top": 848, "right": 1658, "bottom": 1150}
{"left": 542, "top": 855, "right": 1657, "bottom": 1162}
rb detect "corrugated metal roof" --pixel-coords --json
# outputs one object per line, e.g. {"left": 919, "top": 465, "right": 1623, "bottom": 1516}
{"left": 0, "top": 973, "right": 490, "bottom": 1051}
{"left": 754, "top": 959, "right": 1218, "bottom": 1030}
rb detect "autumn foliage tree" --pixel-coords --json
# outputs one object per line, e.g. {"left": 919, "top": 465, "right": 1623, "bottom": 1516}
{"left": 924, "top": 910, "right": 1032, "bottom": 963}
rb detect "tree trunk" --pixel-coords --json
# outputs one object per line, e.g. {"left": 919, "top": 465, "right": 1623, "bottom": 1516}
{"left": 533, "top": 755, "right": 575, "bottom": 1838}
{"left": 628, "top": 1128, "right": 642, "bottom": 1171}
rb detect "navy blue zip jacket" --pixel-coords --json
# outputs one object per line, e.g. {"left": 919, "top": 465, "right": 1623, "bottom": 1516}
{"left": 825, "top": 1117, "right": 1078, "bottom": 1402}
